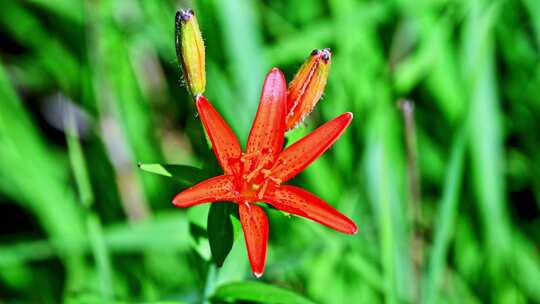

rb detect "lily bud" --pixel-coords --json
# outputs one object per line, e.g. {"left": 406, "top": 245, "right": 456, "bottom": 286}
{"left": 175, "top": 9, "right": 206, "bottom": 97}
{"left": 285, "top": 48, "right": 331, "bottom": 130}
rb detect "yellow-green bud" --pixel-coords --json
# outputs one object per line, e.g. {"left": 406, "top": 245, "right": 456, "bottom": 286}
{"left": 175, "top": 9, "right": 206, "bottom": 97}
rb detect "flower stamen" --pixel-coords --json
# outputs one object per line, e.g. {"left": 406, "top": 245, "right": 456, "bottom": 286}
{"left": 257, "top": 180, "right": 269, "bottom": 199}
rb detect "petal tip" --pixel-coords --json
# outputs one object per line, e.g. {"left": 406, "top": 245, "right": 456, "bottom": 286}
{"left": 267, "top": 67, "right": 285, "bottom": 81}
{"left": 172, "top": 192, "right": 188, "bottom": 207}
{"left": 253, "top": 271, "right": 264, "bottom": 278}
{"left": 345, "top": 112, "right": 353, "bottom": 120}
{"left": 171, "top": 195, "right": 182, "bottom": 207}
{"left": 349, "top": 224, "right": 359, "bottom": 235}
{"left": 176, "top": 9, "right": 194, "bottom": 23}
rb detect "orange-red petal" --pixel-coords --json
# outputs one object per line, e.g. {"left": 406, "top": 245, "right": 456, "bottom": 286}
{"left": 172, "top": 175, "right": 237, "bottom": 207}
{"left": 246, "top": 68, "right": 287, "bottom": 162}
{"left": 196, "top": 96, "right": 242, "bottom": 175}
{"left": 271, "top": 112, "right": 353, "bottom": 183}
{"left": 239, "top": 203, "right": 269, "bottom": 277}
{"left": 264, "top": 185, "right": 357, "bottom": 234}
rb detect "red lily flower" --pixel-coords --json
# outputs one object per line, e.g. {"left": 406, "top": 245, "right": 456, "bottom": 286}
{"left": 173, "top": 68, "right": 357, "bottom": 277}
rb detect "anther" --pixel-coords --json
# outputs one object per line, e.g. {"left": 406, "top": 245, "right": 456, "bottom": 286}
{"left": 257, "top": 181, "right": 269, "bottom": 199}
{"left": 261, "top": 169, "right": 272, "bottom": 178}
{"left": 245, "top": 169, "right": 260, "bottom": 182}
{"left": 240, "top": 151, "right": 259, "bottom": 163}
{"left": 268, "top": 176, "right": 282, "bottom": 185}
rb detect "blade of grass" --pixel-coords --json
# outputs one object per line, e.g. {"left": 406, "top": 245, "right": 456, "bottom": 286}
{"left": 0, "top": 62, "right": 89, "bottom": 291}
{"left": 523, "top": 0, "right": 540, "bottom": 48}
{"left": 364, "top": 101, "right": 410, "bottom": 303}
{"left": 211, "top": 0, "right": 266, "bottom": 140}
{"left": 0, "top": 211, "right": 189, "bottom": 265}
{"left": 86, "top": 0, "right": 169, "bottom": 212}
{"left": 66, "top": 113, "right": 113, "bottom": 300}
{"left": 26, "top": 0, "right": 85, "bottom": 24}
{"left": 464, "top": 0, "right": 511, "bottom": 269}
{"left": 422, "top": 129, "right": 467, "bottom": 304}
{"left": 0, "top": 2, "right": 80, "bottom": 94}
{"left": 212, "top": 281, "right": 316, "bottom": 304}
{"left": 265, "top": 2, "right": 389, "bottom": 66}
{"left": 138, "top": 163, "right": 207, "bottom": 185}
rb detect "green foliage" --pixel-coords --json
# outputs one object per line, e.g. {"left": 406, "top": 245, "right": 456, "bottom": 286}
{"left": 212, "top": 281, "right": 315, "bottom": 304}
{"left": 207, "top": 203, "right": 235, "bottom": 267}
{"left": 139, "top": 163, "right": 208, "bottom": 185}
{"left": 0, "top": 0, "right": 539, "bottom": 303}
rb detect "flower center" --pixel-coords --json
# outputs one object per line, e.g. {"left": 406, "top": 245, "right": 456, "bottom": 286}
{"left": 237, "top": 149, "right": 282, "bottom": 200}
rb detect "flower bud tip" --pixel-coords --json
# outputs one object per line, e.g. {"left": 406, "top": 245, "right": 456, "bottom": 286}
{"left": 176, "top": 9, "right": 194, "bottom": 24}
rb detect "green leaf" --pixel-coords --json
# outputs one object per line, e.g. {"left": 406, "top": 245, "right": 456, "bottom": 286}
{"left": 422, "top": 129, "right": 467, "bottom": 303}
{"left": 212, "top": 281, "right": 316, "bottom": 304}
{"left": 207, "top": 203, "right": 235, "bottom": 267}
{"left": 138, "top": 163, "right": 207, "bottom": 185}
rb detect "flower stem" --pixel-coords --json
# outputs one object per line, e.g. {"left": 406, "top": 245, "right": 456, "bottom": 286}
{"left": 399, "top": 99, "right": 423, "bottom": 302}
{"left": 203, "top": 263, "right": 218, "bottom": 303}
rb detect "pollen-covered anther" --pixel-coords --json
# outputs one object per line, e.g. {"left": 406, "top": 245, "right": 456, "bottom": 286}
{"left": 245, "top": 151, "right": 275, "bottom": 182}
{"left": 260, "top": 169, "right": 282, "bottom": 185}
{"left": 240, "top": 151, "right": 261, "bottom": 165}
{"left": 246, "top": 169, "right": 260, "bottom": 182}
{"left": 261, "top": 169, "right": 272, "bottom": 178}
{"left": 268, "top": 176, "right": 282, "bottom": 185}
{"left": 246, "top": 162, "right": 266, "bottom": 181}
{"left": 257, "top": 181, "right": 269, "bottom": 199}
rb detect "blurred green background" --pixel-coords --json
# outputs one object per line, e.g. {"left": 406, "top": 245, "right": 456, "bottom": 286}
{"left": 1, "top": 0, "right": 539, "bottom": 303}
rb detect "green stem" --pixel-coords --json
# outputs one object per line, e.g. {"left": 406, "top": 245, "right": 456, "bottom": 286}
{"left": 66, "top": 115, "right": 113, "bottom": 300}
{"left": 203, "top": 263, "right": 218, "bottom": 304}
{"left": 422, "top": 129, "right": 467, "bottom": 304}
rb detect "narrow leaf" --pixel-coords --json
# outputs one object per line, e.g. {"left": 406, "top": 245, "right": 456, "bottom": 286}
{"left": 138, "top": 163, "right": 207, "bottom": 185}
{"left": 207, "top": 203, "right": 235, "bottom": 267}
{"left": 212, "top": 281, "right": 315, "bottom": 304}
